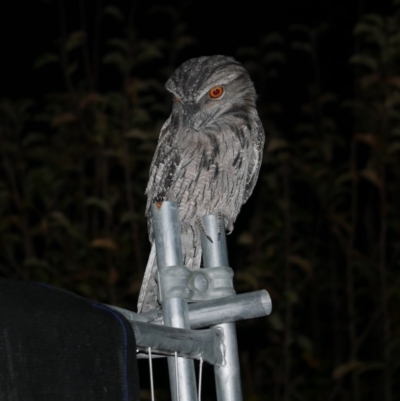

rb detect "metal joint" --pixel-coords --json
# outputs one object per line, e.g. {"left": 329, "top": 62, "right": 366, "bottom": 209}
{"left": 159, "top": 265, "right": 193, "bottom": 300}
{"left": 188, "top": 266, "right": 236, "bottom": 301}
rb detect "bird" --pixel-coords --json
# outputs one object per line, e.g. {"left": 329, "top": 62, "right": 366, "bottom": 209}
{"left": 137, "top": 55, "right": 265, "bottom": 313}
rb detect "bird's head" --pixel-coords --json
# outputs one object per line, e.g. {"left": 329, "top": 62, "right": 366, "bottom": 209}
{"left": 165, "top": 55, "right": 257, "bottom": 131}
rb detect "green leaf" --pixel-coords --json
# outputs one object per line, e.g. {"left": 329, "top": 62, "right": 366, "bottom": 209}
{"left": 263, "top": 52, "right": 286, "bottom": 65}
{"left": 130, "top": 108, "right": 151, "bottom": 125}
{"left": 289, "top": 255, "right": 313, "bottom": 274}
{"left": 333, "top": 360, "right": 382, "bottom": 380}
{"left": 295, "top": 123, "right": 316, "bottom": 135}
{"left": 135, "top": 42, "right": 163, "bottom": 65}
{"left": 107, "top": 38, "right": 129, "bottom": 53}
{"left": 355, "top": 133, "right": 381, "bottom": 148}
{"left": 354, "top": 23, "right": 385, "bottom": 47}
{"left": 136, "top": 78, "right": 164, "bottom": 92}
{"left": 79, "top": 92, "right": 103, "bottom": 109}
{"left": 85, "top": 197, "right": 112, "bottom": 214}
{"left": 318, "top": 92, "right": 337, "bottom": 106}
{"left": 296, "top": 335, "right": 313, "bottom": 352}
{"left": 104, "top": 5, "right": 124, "bottom": 21}
{"left": 387, "top": 141, "right": 400, "bottom": 153}
{"left": 174, "top": 35, "right": 196, "bottom": 52}
{"left": 120, "top": 212, "right": 141, "bottom": 224}
{"left": 65, "top": 31, "right": 86, "bottom": 52}
{"left": 360, "top": 168, "right": 382, "bottom": 188}
{"left": 34, "top": 53, "right": 59, "bottom": 69}
{"left": 124, "top": 129, "right": 148, "bottom": 140}
{"left": 51, "top": 113, "right": 76, "bottom": 127}
{"left": 385, "top": 76, "right": 400, "bottom": 89}
{"left": 360, "top": 13, "right": 384, "bottom": 27}
{"left": 262, "top": 32, "right": 284, "bottom": 46}
{"left": 23, "top": 258, "right": 50, "bottom": 270}
{"left": 350, "top": 54, "right": 378, "bottom": 71}
{"left": 389, "top": 127, "right": 400, "bottom": 137}
{"left": 89, "top": 238, "right": 118, "bottom": 251}
{"left": 66, "top": 61, "right": 79, "bottom": 76}
{"left": 236, "top": 232, "right": 253, "bottom": 245}
{"left": 359, "top": 74, "right": 379, "bottom": 88}
{"left": 389, "top": 32, "right": 400, "bottom": 46}
{"left": 269, "top": 313, "right": 284, "bottom": 331}
{"left": 243, "top": 61, "right": 261, "bottom": 74}
{"left": 25, "top": 167, "right": 55, "bottom": 199}
{"left": 102, "top": 52, "right": 127, "bottom": 73}
{"left": 236, "top": 47, "right": 258, "bottom": 57}
{"left": 289, "top": 24, "right": 310, "bottom": 33}
{"left": 174, "top": 22, "right": 187, "bottom": 35}
{"left": 22, "top": 133, "right": 45, "bottom": 147}
{"left": 333, "top": 360, "right": 364, "bottom": 379}
{"left": 49, "top": 211, "right": 83, "bottom": 240}
{"left": 267, "top": 138, "right": 288, "bottom": 152}
{"left": 284, "top": 290, "right": 299, "bottom": 304}
{"left": 291, "top": 42, "right": 313, "bottom": 53}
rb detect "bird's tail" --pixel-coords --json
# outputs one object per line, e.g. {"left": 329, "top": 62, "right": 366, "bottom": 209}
{"left": 137, "top": 243, "right": 159, "bottom": 313}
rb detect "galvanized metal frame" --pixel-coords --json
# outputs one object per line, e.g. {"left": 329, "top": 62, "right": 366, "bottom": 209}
{"left": 200, "top": 214, "right": 243, "bottom": 401}
{"left": 108, "top": 201, "right": 272, "bottom": 401}
{"left": 151, "top": 201, "right": 197, "bottom": 401}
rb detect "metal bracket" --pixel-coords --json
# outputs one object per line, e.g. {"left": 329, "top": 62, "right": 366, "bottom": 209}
{"left": 159, "top": 265, "right": 193, "bottom": 300}
{"left": 188, "top": 266, "right": 236, "bottom": 301}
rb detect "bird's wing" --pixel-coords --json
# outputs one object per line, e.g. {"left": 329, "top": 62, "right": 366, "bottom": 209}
{"left": 137, "top": 242, "right": 159, "bottom": 313}
{"left": 243, "top": 112, "right": 265, "bottom": 204}
{"left": 145, "top": 116, "right": 181, "bottom": 238}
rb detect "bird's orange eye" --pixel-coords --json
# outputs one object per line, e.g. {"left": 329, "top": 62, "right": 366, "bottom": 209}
{"left": 209, "top": 86, "right": 224, "bottom": 99}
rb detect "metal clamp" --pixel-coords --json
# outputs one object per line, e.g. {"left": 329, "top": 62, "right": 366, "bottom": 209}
{"left": 158, "top": 264, "right": 236, "bottom": 302}
{"left": 159, "top": 265, "right": 193, "bottom": 300}
{"left": 188, "top": 266, "right": 236, "bottom": 301}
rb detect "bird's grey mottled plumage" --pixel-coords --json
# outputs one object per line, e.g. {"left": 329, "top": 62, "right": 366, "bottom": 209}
{"left": 137, "top": 55, "right": 265, "bottom": 313}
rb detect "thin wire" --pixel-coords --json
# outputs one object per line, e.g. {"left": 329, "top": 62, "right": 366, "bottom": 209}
{"left": 148, "top": 347, "right": 155, "bottom": 401}
{"left": 174, "top": 351, "right": 180, "bottom": 401}
{"left": 198, "top": 357, "right": 204, "bottom": 401}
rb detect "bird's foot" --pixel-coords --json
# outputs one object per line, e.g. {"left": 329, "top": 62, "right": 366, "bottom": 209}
{"left": 196, "top": 216, "right": 213, "bottom": 243}
{"left": 196, "top": 212, "right": 234, "bottom": 243}
{"left": 153, "top": 193, "right": 167, "bottom": 209}
{"left": 217, "top": 211, "right": 234, "bottom": 240}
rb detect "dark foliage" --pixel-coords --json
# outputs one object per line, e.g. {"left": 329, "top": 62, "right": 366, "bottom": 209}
{"left": 0, "top": 1, "right": 399, "bottom": 400}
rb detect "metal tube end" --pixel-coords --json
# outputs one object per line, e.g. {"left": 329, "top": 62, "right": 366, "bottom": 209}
{"left": 260, "top": 290, "right": 273, "bottom": 315}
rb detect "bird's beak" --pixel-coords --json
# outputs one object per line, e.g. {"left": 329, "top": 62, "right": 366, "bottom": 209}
{"left": 182, "top": 103, "right": 201, "bottom": 131}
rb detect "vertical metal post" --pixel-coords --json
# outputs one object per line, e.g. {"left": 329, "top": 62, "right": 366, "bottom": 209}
{"left": 151, "top": 201, "right": 198, "bottom": 401}
{"left": 201, "top": 214, "right": 243, "bottom": 401}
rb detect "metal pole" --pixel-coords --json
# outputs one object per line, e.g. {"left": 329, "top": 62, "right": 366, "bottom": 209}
{"left": 201, "top": 214, "right": 243, "bottom": 401}
{"left": 131, "top": 321, "right": 224, "bottom": 365}
{"left": 151, "top": 201, "right": 198, "bottom": 401}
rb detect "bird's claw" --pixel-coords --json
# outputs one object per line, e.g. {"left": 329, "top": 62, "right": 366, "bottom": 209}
{"left": 154, "top": 194, "right": 167, "bottom": 209}
{"left": 217, "top": 211, "right": 223, "bottom": 241}
{"left": 154, "top": 194, "right": 166, "bottom": 203}
{"left": 217, "top": 211, "right": 234, "bottom": 238}
{"left": 196, "top": 216, "right": 213, "bottom": 243}
{"left": 197, "top": 212, "right": 233, "bottom": 243}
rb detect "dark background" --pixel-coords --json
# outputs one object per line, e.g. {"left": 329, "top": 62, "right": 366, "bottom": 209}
{"left": 1, "top": 0, "right": 399, "bottom": 400}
